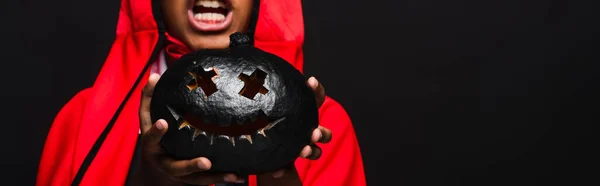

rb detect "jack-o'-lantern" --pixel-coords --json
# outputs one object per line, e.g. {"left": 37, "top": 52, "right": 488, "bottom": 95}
{"left": 150, "top": 32, "right": 319, "bottom": 176}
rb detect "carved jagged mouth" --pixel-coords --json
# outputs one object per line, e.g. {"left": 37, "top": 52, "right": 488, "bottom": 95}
{"left": 167, "top": 106, "right": 285, "bottom": 145}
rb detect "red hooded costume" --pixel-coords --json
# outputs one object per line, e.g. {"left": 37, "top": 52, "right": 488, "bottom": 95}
{"left": 36, "top": 0, "right": 366, "bottom": 185}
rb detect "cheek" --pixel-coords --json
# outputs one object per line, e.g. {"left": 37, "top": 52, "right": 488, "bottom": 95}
{"left": 161, "top": 0, "right": 190, "bottom": 33}
{"left": 230, "top": 0, "right": 254, "bottom": 29}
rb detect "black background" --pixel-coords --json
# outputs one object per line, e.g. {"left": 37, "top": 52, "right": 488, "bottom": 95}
{"left": 1, "top": 0, "right": 598, "bottom": 185}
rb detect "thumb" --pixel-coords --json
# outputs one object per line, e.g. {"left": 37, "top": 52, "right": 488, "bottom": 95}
{"left": 140, "top": 73, "right": 161, "bottom": 133}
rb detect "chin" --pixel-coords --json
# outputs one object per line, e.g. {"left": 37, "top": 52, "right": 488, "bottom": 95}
{"left": 187, "top": 34, "right": 234, "bottom": 50}
{"left": 181, "top": 0, "right": 250, "bottom": 50}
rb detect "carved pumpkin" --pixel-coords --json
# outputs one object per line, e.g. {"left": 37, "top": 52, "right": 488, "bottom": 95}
{"left": 150, "top": 32, "right": 319, "bottom": 175}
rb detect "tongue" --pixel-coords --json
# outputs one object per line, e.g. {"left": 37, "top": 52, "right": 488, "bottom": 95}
{"left": 194, "top": 6, "right": 228, "bottom": 15}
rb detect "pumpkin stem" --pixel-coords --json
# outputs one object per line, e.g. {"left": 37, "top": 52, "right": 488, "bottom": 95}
{"left": 229, "top": 32, "right": 252, "bottom": 48}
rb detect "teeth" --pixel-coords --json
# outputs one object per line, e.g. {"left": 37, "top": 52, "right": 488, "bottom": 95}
{"left": 217, "top": 135, "right": 236, "bottom": 146}
{"left": 167, "top": 105, "right": 181, "bottom": 121}
{"left": 257, "top": 130, "right": 266, "bottom": 137}
{"left": 174, "top": 113, "right": 285, "bottom": 146}
{"left": 216, "top": 14, "right": 225, "bottom": 20}
{"left": 192, "top": 129, "right": 206, "bottom": 140}
{"left": 194, "top": 13, "right": 225, "bottom": 22}
{"left": 239, "top": 135, "right": 253, "bottom": 144}
{"left": 196, "top": 0, "right": 225, "bottom": 8}
{"left": 256, "top": 117, "right": 286, "bottom": 137}
{"left": 177, "top": 119, "right": 207, "bottom": 141}
{"left": 208, "top": 134, "right": 215, "bottom": 145}
{"left": 217, "top": 135, "right": 230, "bottom": 140}
{"left": 178, "top": 120, "right": 192, "bottom": 130}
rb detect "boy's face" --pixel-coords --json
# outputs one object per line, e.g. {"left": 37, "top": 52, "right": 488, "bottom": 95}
{"left": 161, "top": 0, "right": 253, "bottom": 50}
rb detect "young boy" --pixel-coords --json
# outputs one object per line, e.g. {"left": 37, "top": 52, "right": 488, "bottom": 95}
{"left": 36, "top": 0, "right": 366, "bottom": 185}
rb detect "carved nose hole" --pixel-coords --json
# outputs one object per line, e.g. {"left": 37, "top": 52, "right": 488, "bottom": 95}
{"left": 238, "top": 69, "right": 269, "bottom": 99}
{"left": 187, "top": 66, "right": 219, "bottom": 97}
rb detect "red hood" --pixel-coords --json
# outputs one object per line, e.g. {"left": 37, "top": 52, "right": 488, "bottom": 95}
{"left": 37, "top": 0, "right": 307, "bottom": 185}
{"left": 116, "top": 0, "right": 305, "bottom": 71}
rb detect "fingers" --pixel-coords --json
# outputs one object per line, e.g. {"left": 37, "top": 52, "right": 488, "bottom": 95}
{"left": 299, "top": 144, "right": 322, "bottom": 160}
{"left": 140, "top": 73, "right": 161, "bottom": 133}
{"left": 138, "top": 73, "right": 245, "bottom": 185}
{"left": 265, "top": 162, "right": 296, "bottom": 178}
{"left": 311, "top": 127, "right": 322, "bottom": 143}
{"left": 141, "top": 119, "right": 213, "bottom": 179}
{"left": 223, "top": 174, "right": 246, "bottom": 183}
{"left": 299, "top": 145, "right": 312, "bottom": 158}
{"left": 311, "top": 126, "right": 332, "bottom": 144}
{"left": 300, "top": 126, "right": 332, "bottom": 160}
{"left": 307, "top": 77, "right": 326, "bottom": 108}
{"left": 317, "top": 126, "right": 333, "bottom": 143}
{"left": 271, "top": 169, "right": 285, "bottom": 178}
{"left": 159, "top": 156, "right": 212, "bottom": 177}
{"left": 142, "top": 119, "right": 168, "bottom": 153}
{"left": 177, "top": 172, "right": 246, "bottom": 185}
{"left": 140, "top": 119, "right": 242, "bottom": 184}
{"left": 258, "top": 167, "right": 302, "bottom": 186}
{"left": 306, "top": 144, "right": 322, "bottom": 160}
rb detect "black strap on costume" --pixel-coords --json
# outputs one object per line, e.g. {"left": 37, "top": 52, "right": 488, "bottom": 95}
{"left": 70, "top": 35, "right": 165, "bottom": 186}
{"left": 70, "top": 0, "right": 166, "bottom": 185}
{"left": 124, "top": 134, "right": 142, "bottom": 186}
{"left": 72, "top": 0, "right": 260, "bottom": 185}
{"left": 245, "top": 0, "right": 261, "bottom": 45}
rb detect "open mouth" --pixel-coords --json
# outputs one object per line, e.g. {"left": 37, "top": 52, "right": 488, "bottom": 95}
{"left": 167, "top": 106, "right": 285, "bottom": 146}
{"left": 188, "top": 0, "right": 233, "bottom": 32}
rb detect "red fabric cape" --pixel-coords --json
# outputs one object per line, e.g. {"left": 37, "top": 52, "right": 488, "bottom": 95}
{"left": 36, "top": 0, "right": 366, "bottom": 185}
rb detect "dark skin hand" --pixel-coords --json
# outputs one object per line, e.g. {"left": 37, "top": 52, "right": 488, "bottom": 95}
{"left": 130, "top": 0, "right": 332, "bottom": 185}
{"left": 134, "top": 73, "right": 332, "bottom": 185}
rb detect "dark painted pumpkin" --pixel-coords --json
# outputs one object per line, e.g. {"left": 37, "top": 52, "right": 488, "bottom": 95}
{"left": 150, "top": 32, "right": 319, "bottom": 176}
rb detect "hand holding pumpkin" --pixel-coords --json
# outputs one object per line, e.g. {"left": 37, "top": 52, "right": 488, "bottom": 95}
{"left": 301, "top": 76, "right": 334, "bottom": 160}
{"left": 139, "top": 73, "right": 332, "bottom": 185}
{"left": 139, "top": 73, "right": 246, "bottom": 185}
{"left": 259, "top": 76, "right": 334, "bottom": 185}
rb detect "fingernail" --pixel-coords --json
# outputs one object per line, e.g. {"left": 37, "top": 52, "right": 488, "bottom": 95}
{"left": 313, "top": 129, "right": 322, "bottom": 142}
{"left": 319, "top": 130, "right": 323, "bottom": 139}
{"left": 308, "top": 77, "right": 318, "bottom": 87}
{"left": 197, "top": 161, "right": 208, "bottom": 169}
{"left": 150, "top": 73, "right": 160, "bottom": 79}
{"left": 156, "top": 120, "right": 165, "bottom": 130}
{"left": 302, "top": 145, "right": 312, "bottom": 158}
{"left": 273, "top": 170, "right": 285, "bottom": 178}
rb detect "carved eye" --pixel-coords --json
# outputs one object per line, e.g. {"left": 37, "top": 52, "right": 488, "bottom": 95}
{"left": 187, "top": 65, "right": 219, "bottom": 97}
{"left": 238, "top": 69, "right": 269, "bottom": 99}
